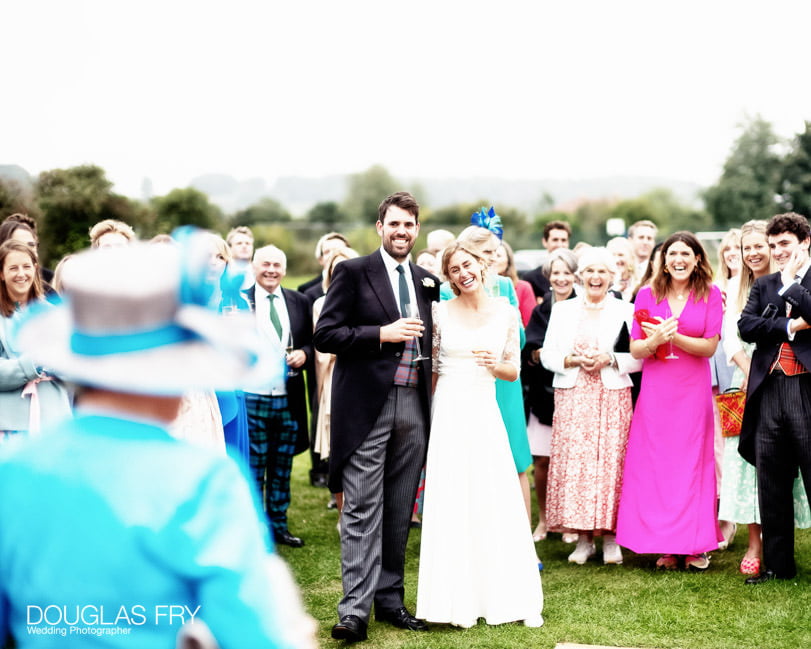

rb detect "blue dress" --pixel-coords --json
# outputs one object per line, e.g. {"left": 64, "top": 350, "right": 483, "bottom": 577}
{"left": 0, "top": 414, "right": 291, "bottom": 648}
{"left": 217, "top": 390, "right": 251, "bottom": 467}
{"left": 440, "top": 276, "right": 532, "bottom": 472}
{"left": 0, "top": 306, "right": 72, "bottom": 435}
{"left": 216, "top": 282, "right": 252, "bottom": 468}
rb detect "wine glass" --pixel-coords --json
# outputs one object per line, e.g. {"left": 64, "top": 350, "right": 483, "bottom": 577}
{"left": 406, "top": 303, "right": 430, "bottom": 363}
{"left": 662, "top": 302, "right": 679, "bottom": 360}
{"left": 285, "top": 331, "right": 299, "bottom": 376}
{"left": 485, "top": 273, "right": 501, "bottom": 298}
{"left": 576, "top": 339, "right": 600, "bottom": 367}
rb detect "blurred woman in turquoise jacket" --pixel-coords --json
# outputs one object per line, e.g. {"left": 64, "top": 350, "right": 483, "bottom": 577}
{"left": 0, "top": 240, "right": 71, "bottom": 440}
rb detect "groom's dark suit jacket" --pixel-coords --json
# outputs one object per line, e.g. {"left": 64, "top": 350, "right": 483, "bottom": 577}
{"left": 243, "top": 285, "right": 313, "bottom": 456}
{"left": 313, "top": 250, "right": 440, "bottom": 492}
{"left": 738, "top": 270, "right": 811, "bottom": 464}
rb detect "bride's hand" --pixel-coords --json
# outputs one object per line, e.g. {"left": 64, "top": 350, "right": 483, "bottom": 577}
{"left": 472, "top": 349, "right": 497, "bottom": 370}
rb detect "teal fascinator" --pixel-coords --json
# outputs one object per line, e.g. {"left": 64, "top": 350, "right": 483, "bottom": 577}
{"left": 470, "top": 206, "right": 503, "bottom": 240}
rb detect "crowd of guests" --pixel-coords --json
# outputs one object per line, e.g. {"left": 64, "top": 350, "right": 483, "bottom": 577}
{"left": 1, "top": 197, "right": 811, "bottom": 646}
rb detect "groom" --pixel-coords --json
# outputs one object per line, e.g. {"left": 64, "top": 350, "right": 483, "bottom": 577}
{"left": 314, "top": 191, "right": 439, "bottom": 642}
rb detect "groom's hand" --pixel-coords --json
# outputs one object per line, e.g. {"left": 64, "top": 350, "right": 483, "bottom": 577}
{"left": 790, "top": 316, "right": 811, "bottom": 334}
{"left": 381, "top": 317, "right": 424, "bottom": 343}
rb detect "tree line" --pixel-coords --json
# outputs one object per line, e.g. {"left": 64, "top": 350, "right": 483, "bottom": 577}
{"left": 2, "top": 115, "right": 809, "bottom": 274}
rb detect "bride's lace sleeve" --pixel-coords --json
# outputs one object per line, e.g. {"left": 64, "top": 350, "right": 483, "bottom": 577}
{"left": 501, "top": 304, "right": 520, "bottom": 371}
{"left": 431, "top": 301, "right": 441, "bottom": 374}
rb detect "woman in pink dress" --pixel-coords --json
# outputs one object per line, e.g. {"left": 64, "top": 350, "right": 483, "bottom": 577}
{"left": 616, "top": 231, "right": 723, "bottom": 570}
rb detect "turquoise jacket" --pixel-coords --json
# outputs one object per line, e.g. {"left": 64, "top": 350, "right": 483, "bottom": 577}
{"left": 0, "top": 414, "right": 291, "bottom": 648}
{"left": 0, "top": 310, "right": 71, "bottom": 433}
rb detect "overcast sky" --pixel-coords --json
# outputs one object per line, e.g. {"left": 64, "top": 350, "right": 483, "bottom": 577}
{"left": 5, "top": 0, "right": 810, "bottom": 199}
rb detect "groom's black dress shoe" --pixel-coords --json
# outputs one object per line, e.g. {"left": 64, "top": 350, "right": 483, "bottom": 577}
{"left": 744, "top": 570, "right": 795, "bottom": 585}
{"left": 331, "top": 615, "right": 368, "bottom": 642}
{"left": 375, "top": 606, "right": 428, "bottom": 631}
{"left": 273, "top": 530, "right": 304, "bottom": 548}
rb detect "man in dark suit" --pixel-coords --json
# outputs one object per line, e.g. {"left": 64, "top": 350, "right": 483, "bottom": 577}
{"left": 738, "top": 211, "right": 811, "bottom": 584}
{"left": 243, "top": 244, "right": 313, "bottom": 548}
{"left": 521, "top": 220, "right": 571, "bottom": 302}
{"left": 314, "top": 192, "right": 439, "bottom": 642}
{"left": 298, "top": 231, "right": 350, "bottom": 301}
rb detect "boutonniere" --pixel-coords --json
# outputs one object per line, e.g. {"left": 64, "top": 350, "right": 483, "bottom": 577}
{"left": 422, "top": 277, "right": 436, "bottom": 288}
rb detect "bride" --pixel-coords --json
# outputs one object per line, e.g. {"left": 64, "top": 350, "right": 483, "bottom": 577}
{"left": 416, "top": 241, "right": 543, "bottom": 628}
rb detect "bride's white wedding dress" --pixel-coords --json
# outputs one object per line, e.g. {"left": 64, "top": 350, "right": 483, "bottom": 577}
{"left": 416, "top": 299, "right": 543, "bottom": 628}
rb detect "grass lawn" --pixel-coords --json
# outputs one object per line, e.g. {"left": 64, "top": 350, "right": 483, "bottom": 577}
{"left": 279, "top": 454, "right": 811, "bottom": 649}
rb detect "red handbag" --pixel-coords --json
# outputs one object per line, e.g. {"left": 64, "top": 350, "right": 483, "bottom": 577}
{"left": 634, "top": 309, "right": 668, "bottom": 361}
{"left": 715, "top": 389, "right": 746, "bottom": 437}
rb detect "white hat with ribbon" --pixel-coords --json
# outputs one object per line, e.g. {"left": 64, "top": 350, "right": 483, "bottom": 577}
{"left": 17, "top": 232, "right": 278, "bottom": 395}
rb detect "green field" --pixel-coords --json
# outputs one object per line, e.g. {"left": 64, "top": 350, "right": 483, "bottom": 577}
{"left": 280, "top": 454, "right": 811, "bottom": 649}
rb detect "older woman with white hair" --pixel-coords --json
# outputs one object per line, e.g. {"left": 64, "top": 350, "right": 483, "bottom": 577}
{"left": 541, "top": 247, "right": 641, "bottom": 565}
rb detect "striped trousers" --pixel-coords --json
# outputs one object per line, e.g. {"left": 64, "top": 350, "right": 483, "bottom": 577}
{"left": 338, "top": 385, "right": 427, "bottom": 622}
{"left": 755, "top": 372, "right": 811, "bottom": 577}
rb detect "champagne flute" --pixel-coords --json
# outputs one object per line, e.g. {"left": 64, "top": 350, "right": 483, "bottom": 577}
{"left": 663, "top": 302, "right": 679, "bottom": 360}
{"left": 486, "top": 273, "right": 501, "bottom": 298}
{"left": 578, "top": 340, "right": 600, "bottom": 368}
{"left": 285, "top": 331, "right": 299, "bottom": 376}
{"left": 406, "top": 303, "right": 430, "bottom": 362}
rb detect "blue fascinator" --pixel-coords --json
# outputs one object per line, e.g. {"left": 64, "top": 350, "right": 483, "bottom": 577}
{"left": 470, "top": 206, "right": 503, "bottom": 240}
{"left": 171, "top": 225, "right": 221, "bottom": 311}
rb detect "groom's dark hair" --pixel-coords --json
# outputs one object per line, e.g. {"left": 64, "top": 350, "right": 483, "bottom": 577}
{"left": 378, "top": 192, "right": 420, "bottom": 223}
{"left": 767, "top": 212, "right": 811, "bottom": 242}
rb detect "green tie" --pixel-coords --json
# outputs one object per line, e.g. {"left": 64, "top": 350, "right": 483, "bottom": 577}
{"left": 396, "top": 264, "right": 410, "bottom": 318}
{"left": 268, "top": 294, "right": 283, "bottom": 338}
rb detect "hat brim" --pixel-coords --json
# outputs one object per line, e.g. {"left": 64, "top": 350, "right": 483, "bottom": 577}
{"left": 18, "top": 305, "right": 276, "bottom": 396}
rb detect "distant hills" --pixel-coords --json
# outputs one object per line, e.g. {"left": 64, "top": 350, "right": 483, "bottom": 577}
{"left": 190, "top": 173, "right": 705, "bottom": 216}
{"left": 0, "top": 165, "right": 33, "bottom": 190}
{"left": 1, "top": 165, "right": 704, "bottom": 216}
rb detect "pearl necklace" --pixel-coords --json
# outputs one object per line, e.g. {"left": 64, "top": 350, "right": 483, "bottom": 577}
{"left": 583, "top": 298, "right": 606, "bottom": 310}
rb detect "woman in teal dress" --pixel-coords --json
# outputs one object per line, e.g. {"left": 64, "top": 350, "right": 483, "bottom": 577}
{"left": 440, "top": 213, "right": 533, "bottom": 520}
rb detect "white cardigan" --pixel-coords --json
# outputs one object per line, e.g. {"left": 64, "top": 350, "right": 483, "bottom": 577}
{"left": 540, "top": 295, "right": 641, "bottom": 389}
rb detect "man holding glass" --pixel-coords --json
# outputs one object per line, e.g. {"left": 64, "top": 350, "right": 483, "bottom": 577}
{"left": 243, "top": 244, "right": 312, "bottom": 549}
{"left": 314, "top": 192, "right": 439, "bottom": 642}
